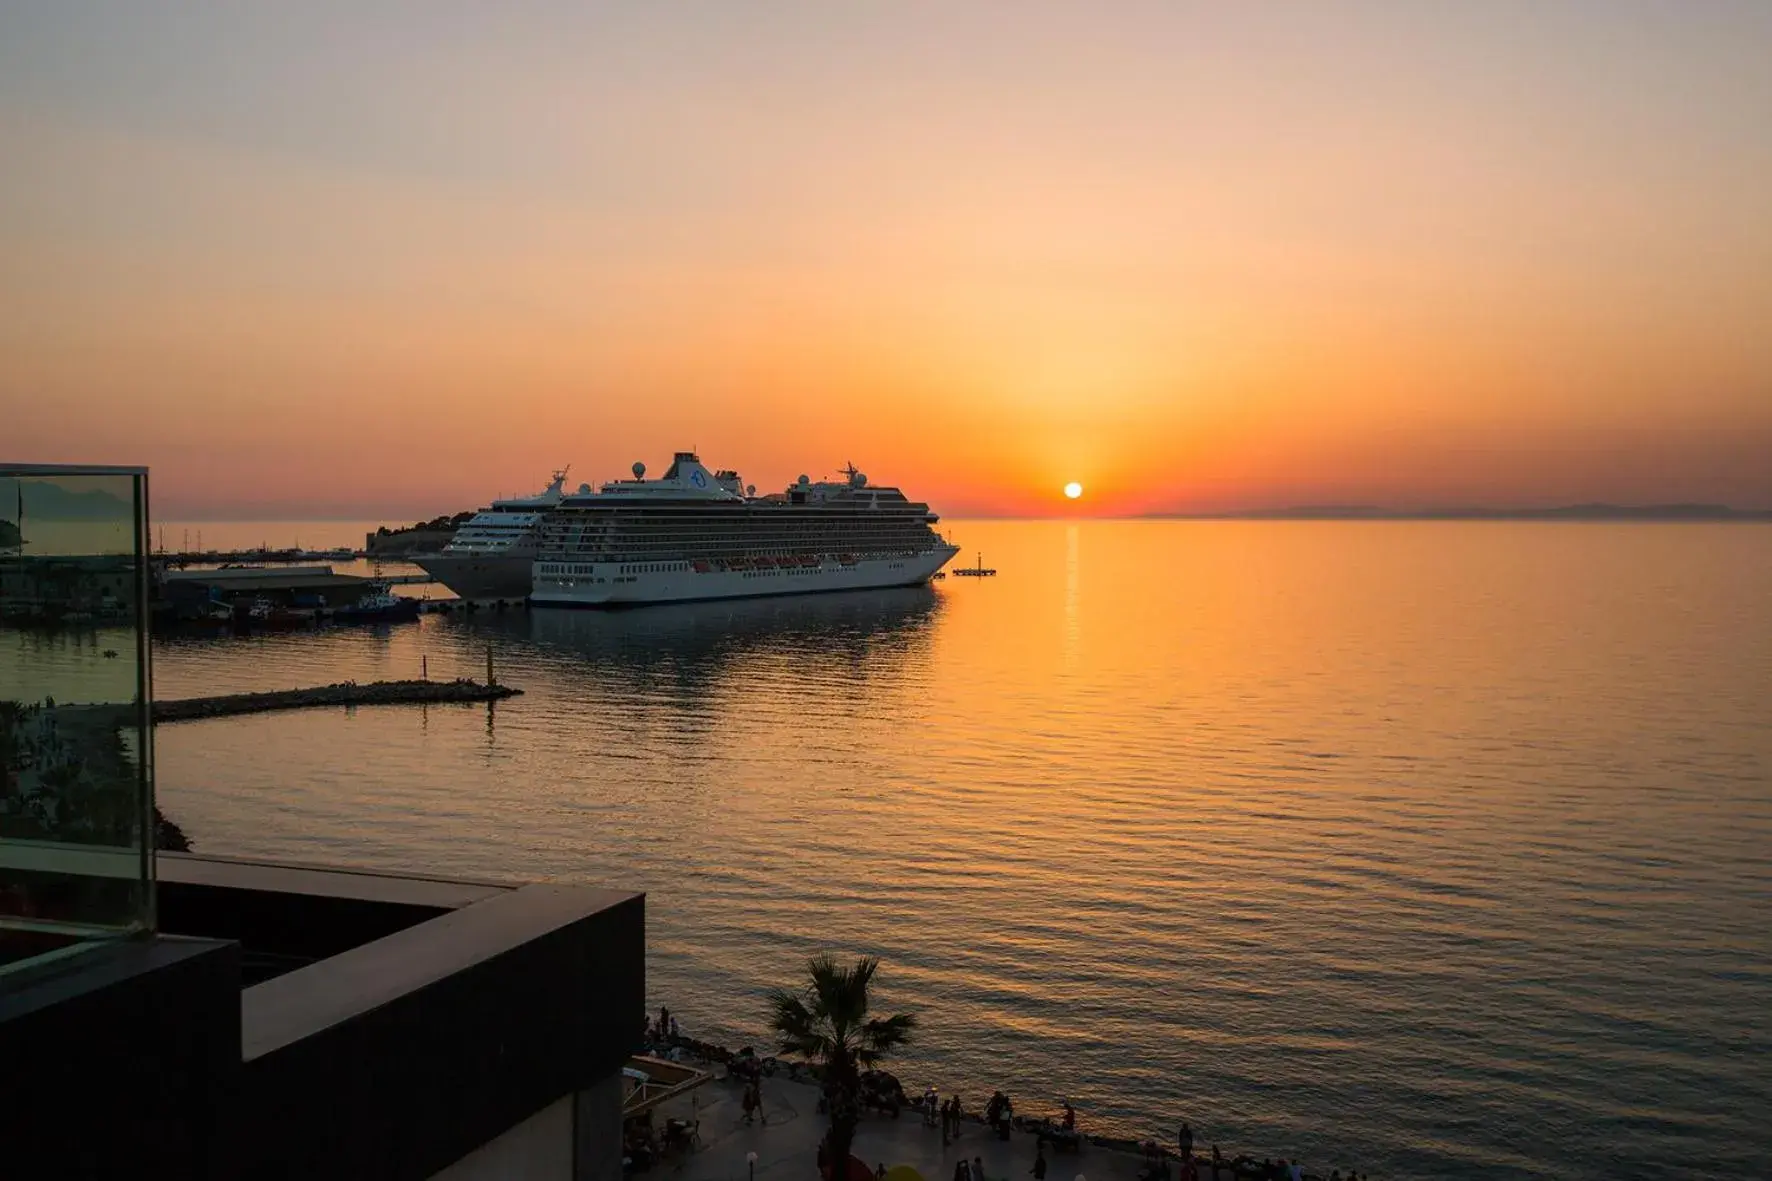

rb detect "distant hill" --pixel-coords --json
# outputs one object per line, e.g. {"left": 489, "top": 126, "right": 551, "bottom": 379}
{"left": 1144, "top": 503, "right": 1772, "bottom": 521}
{"left": 0, "top": 477, "right": 134, "bottom": 521}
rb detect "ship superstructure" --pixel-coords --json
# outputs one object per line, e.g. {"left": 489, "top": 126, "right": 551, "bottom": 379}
{"left": 413, "top": 469, "right": 578, "bottom": 600}
{"left": 530, "top": 452, "right": 958, "bottom": 606}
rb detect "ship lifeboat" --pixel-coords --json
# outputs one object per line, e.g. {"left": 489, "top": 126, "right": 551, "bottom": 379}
{"left": 839, "top": 554, "right": 859, "bottom": 566}
{"left": 693, "top": 560, "right": 710, "bottom": 573}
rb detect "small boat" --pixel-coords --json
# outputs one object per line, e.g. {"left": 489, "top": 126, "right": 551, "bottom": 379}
{"left": 334, "top": 581, "right": 421, "bottom": 624}
{"left": 247, "top": 597, "right": 309, "bottom": 630}
{"left": 189, "top": 600, "right": 237, "bottom": 628}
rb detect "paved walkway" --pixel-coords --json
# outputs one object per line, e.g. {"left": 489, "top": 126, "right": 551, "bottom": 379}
{"left": 652, "top": 1075, "right": 1166, "bottom": 1181}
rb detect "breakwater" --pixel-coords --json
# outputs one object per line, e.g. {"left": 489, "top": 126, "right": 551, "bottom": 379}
{"left": 152, "top": 678, "right": 520, "bottom": 723}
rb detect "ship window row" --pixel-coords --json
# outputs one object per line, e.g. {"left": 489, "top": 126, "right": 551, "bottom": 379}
{"left": 544, "top": 537, "right": 938, "bottom": 554}
{"left": 535, "top": 520, "right": 935, "bottom": 535}
{"left": 534, "top": 562, "right": 692, "bottom": 575}
{"left": 536, "top": 525, "right": 939, "bottom": 546}
{"left": 543, "top": 507, "right": 931, "bottom": 520}
{"left": 540, "top": 545, "right": 933, "bottom": 562}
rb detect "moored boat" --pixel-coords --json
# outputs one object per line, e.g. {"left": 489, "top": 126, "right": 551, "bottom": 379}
{"left": 334, "top": 581, "right": 421, "bottom": 624}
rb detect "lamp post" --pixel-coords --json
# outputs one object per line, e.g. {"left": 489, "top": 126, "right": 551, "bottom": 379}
{"left": 748, "top": 1150, "right": 758, "bottom": 1181}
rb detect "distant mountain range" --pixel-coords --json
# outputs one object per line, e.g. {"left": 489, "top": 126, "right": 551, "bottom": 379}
{"left": 0, "top": 477, "right": 133, "bottom": 521}
{"left": 1144, "top": 503, "right": 1772, "bottom": 521}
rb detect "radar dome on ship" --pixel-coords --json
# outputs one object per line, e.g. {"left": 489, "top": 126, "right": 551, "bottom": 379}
{"left": 849, "top": 470, "right": 867, "bottom": 488}
{"left": 746, "top": 484, "right": 756, "bottom": 496}
{"left": 798, "top": 474, "right": 810, "bottom": 486}
{"left": 632, "top": 462, "right": 646, "bottom": 479}
{"left": 577, "top": 483, "right": 592, "bottom": 494}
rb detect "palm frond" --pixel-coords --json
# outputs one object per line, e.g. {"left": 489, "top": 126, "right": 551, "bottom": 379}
{"left": 768, "top": 987, "right": 834, "bottom": 1060}
{"left": 769, "top": 953, "right": 914, "bottom": 1073}
{"left": 862, "top": 1012, "right": 916, "bottom": 1053}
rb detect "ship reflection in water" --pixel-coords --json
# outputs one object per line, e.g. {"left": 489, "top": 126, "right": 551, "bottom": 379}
{"left": 519, "top": 584, "right": 941, "bottom": 681}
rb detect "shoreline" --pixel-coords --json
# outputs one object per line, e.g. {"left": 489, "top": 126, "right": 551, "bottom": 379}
{"left": 645, "top": 1030, "right": 1347, "bottom": 1179}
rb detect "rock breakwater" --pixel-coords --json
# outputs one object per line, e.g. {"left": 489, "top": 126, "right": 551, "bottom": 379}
{"left": 153, "top": 678, "right": 520, "bottom": 722}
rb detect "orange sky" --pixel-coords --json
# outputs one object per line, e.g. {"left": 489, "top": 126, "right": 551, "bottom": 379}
{"left": 2, "top": 3, "right": 1769, "bottom": 519}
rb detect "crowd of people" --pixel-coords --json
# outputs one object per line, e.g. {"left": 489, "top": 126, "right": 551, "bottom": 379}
{"left": 641, "top": 1007, "right": 1369, "bottom": 1181}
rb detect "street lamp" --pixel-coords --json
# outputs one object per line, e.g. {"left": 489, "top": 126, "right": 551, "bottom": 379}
{"left": 748, "top": 1150, "right": 759, "bottom": 1181}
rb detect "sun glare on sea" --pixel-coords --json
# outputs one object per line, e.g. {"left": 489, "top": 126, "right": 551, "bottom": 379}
{"left": 1064, "top": 482, "right": 1084, "bottom": 500}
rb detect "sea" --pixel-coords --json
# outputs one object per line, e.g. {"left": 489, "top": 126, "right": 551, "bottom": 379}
{"left": 14, "top": 520, "right": 1772, "bottom": 1179}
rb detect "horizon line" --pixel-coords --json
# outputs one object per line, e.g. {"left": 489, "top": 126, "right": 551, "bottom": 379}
{"left": 152, "top": 501, "right": 1772, "bottom": 525}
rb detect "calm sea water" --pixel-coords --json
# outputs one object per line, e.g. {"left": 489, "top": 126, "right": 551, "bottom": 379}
{"left": 20, "top": 521, "right": 1772, "bottom": 1178}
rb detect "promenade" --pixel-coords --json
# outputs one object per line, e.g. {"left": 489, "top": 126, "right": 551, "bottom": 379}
{"left": 653, "top": 1075, "right": 1170, "bottom": 1181}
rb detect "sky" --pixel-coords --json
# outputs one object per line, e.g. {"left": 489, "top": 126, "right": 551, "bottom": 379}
{"left": 2, "top": 2, "right": 1769, "bottom": 519}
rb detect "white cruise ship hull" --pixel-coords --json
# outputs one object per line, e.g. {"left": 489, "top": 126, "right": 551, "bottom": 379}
{"left": 531, "top": 547, "right": 959, "bottom": 607}
{"left": 413, "top": 553, "right": 535, "bottom": 600}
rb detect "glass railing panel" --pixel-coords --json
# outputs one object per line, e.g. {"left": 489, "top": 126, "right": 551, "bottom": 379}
{"left": 1, "top": 465, "right": 154, "bottom": 975}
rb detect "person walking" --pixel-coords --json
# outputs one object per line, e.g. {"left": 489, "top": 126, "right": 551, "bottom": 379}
{"left": 974, "top": 1156, "right": 987, "bottom": 1181}
{"left": 1031, "top": 1145, "right": 1048, "bottom": 1181}
{"left": 954, "top": 1161, "right": 971, "bottom": 1181}
{"left": 1179, "top": 1122, "right": 1193, "bottom": 1164}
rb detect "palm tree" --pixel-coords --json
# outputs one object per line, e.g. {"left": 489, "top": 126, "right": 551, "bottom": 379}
{"left": 767, "top": 955, "right": 917, "bottom": 1180}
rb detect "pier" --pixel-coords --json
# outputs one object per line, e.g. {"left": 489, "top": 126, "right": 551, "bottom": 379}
{"left": 154, "top": 547, "right": 365, "bottom": 569}
{"left": 952, "top": 551, "right": 998, "bottom": 577}
{"left": 153, "top": 678, "right": 521, "bottom": 723}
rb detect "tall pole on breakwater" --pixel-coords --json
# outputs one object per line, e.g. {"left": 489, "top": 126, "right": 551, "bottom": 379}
{"left": 487, "top": 644, "right": 496, "bottom": 688}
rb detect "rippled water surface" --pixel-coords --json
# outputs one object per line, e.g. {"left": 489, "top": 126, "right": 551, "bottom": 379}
{"left": 30, "top": 521, "right": 1772, "bottom": 1178}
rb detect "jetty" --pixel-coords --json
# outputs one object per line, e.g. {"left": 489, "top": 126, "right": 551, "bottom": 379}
{"left": 952, "top": 551, "right": 998, "bottom": 577}
{"left": 153, "top": 678, "right": 521, "bottom": 723}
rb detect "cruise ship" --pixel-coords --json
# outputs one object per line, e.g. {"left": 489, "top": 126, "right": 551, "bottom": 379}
{"left": 413, "top": 470, "right": 581, "bottom": 600}
{"left": 530, "top": 452, "right": 959, "bottom": 607}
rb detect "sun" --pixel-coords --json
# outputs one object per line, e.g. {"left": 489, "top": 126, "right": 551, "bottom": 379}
{"left": 1063, "top": 481, "right": 1084, "bottom": 500}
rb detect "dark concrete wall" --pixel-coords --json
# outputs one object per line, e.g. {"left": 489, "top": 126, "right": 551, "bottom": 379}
{"left": 3, "top": 860, "right": 644, "bottom": 1181}
{"left": 236, "top": 886, "right": 644, "bottom": 1180}
{"left": 0, "top": 936, "right": 241, "bottom": 1180}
